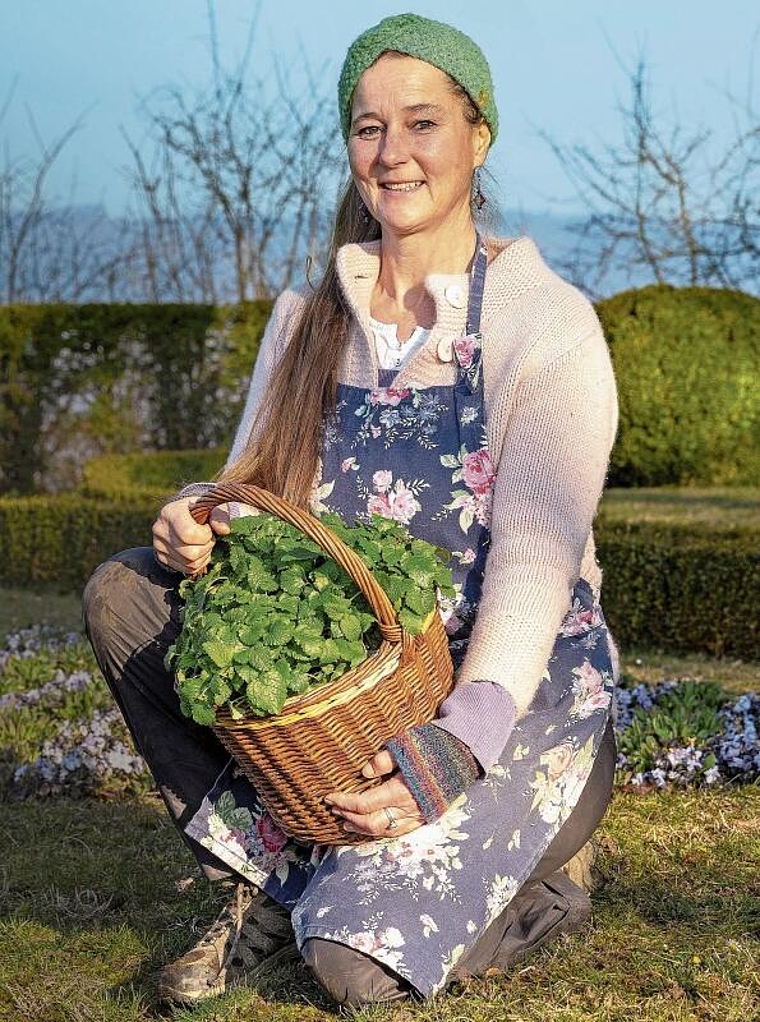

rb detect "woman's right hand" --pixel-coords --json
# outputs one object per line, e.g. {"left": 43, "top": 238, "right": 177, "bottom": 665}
{"left": 152, "top": 497, "right": 216, "bottom": 577}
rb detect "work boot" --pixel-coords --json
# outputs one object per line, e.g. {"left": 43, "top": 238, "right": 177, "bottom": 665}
{"left": 157, "top": 882, "right": 298, "bottom": 1004}
{"left": 560, "top": 837, "right": 600, "bottom": 893}
{"left": 451, "top": 870, "right": 592, "bottom": 982}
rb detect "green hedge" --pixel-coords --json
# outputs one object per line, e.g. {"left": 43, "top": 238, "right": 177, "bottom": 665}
{"left": 1, "top": 492, "right": 757, "bottom": 659}
{"left": 0, "top": 495, "right": 157, "bottom": 592}
{"left": 0, "top": 302, "right": 272, "bottom": 494}
{"left": 81, "top": 449, "right": 226, "bottom": 502}
{"left": 597, "top": 522, "right": 758, "bottom": 658}
{"left": 2, "top": 285, "right": 758, "bottom": 495}
{"left": 596, "top": 285, "right": 759, "bottom": 488}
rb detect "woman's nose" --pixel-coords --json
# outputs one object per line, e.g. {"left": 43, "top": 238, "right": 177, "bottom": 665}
{"left": 378, "top": 125, "right": 409, "bottom": 166}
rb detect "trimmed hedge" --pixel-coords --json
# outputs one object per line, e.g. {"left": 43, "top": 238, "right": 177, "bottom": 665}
{"left": 2, "top": 285, "right": 758, "bottom": 495}
{"left": 0, "top": 495, "right": 156, "bottom": 592}
{"left": 596, "top": 285, "right": 759, "bottom": 488}
{"left": 0, "top": 302, "right": 272, "bottom": 494}
{"left": 81, "top": 449, "right": 226, "bottom": 502}
{"left": 1, "top": 492, "right": 757, "bottom": 659}
{"left": 597, "top": 521, "right": 758, "bottom": 658}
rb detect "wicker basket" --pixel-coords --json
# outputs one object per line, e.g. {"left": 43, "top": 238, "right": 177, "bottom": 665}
{"left": 188, "top": 482, "right": 454, "bottom": 845}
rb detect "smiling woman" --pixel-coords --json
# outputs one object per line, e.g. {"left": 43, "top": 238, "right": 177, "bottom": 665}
{"left": 83, "top": 10, "right": 621, "bottom": 1012}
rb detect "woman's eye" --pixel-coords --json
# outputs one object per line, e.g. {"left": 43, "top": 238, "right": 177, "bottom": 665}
{"left": 413, "top": 120, "right": 436, "bottom": 131}
{"left": 356, "top": 125, "right": 381, "bottom": 139}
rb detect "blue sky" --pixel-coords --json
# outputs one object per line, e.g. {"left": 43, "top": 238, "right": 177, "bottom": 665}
{"left": 2, "top": 1, "right": 758, "bottom": 216}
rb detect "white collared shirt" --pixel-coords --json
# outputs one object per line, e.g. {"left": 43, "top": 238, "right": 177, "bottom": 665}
{"left": 368, "top": 316, "right": 432, "bottom": 372}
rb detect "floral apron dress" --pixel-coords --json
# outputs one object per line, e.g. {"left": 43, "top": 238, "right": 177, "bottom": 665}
{"left": 185, "top": 237, "right": 615, "bottom": 997}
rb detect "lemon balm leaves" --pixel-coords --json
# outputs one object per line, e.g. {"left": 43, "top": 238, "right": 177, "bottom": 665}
{"left": 165, "top": 511, "right": 455, "bottom": 721}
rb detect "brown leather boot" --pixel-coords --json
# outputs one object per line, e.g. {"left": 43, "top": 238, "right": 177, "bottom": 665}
{"left": 560, "top": 837, "right": 600, "bottom": 893}
{"left": 451, "top": 870, "right": 592, "bottom": 982}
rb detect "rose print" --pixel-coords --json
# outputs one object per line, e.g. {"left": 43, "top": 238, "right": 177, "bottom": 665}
{"left": 255, "top": 814, "right": 288, "bottom": 854}
{"left": 341, "top": 456, "right": 359, "bottom": 473}
{"left": 453, "top": 336, "right": 476, "bottom": 368}
{"left": 439, "top": 444, "right": 495, "bottom": 533}
{"left": 369, "top": 387, "right": 410, "bottom": 407}
{"left": 543, "top": 741, "right": 575, "bottom": 781}
{"left": 372, "top": 469, "right": 393, "bottom": 493}
{"left": 461, "top": 449, "right": 496, "bottom": 496}
{"left": 366, "top": 471, "right": 426, "bottom": 525}
{"left": 560, "top": 597, "right": 604, "bottom": 637}
{"left": 570, "top": 660, "right": 612, "bottom": 719}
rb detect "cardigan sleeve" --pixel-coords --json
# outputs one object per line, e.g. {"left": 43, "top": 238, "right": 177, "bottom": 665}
{"left": 224, "top": 288, "right": 306, "bottom": 469}
{"left": 454, "top": 321, "right": 619, "bottom": 725}
{"left": 385, "top": 319, "right": 618, "bottom": 788}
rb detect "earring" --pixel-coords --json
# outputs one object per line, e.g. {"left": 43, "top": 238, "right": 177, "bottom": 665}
{"left": 473, "top": 168, "right": 486, "bottom": 211}
{"left": 358, "top": 197, "right": 371, "bottom": 225}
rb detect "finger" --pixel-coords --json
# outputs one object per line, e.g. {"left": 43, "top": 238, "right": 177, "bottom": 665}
{"left": 170, "top": 520, "right": 215, "bottom": 547}
{"left": 361, "top": 749, "right": 396, "bottom": 779}
{"left": 168, "top": 539, "right": 215, "bottom": 562}
{"left": 340, "top": 805, "right": 424, "bottom": 838}
{"left": 154, "top": 538, "right": 211, "bottom": 577}
{"left": 209, "top": 505, "right": 231, "bottom": 536}
{"left": 325, "top": 776, "right": 415, "bottom": 815}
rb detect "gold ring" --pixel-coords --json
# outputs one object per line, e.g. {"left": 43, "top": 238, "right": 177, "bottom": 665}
{"left": 384, "top": 807, "right": 398, "bottom": 831}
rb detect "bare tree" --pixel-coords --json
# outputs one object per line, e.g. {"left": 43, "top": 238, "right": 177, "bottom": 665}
{"left": 125, "top": 0, "right": 342, "bottom": 303}
{"left": 536, "top": 44, "right": 759, "bottom": 298}
{"left": 0, "top": 78, "right": 128, "bottom": 303}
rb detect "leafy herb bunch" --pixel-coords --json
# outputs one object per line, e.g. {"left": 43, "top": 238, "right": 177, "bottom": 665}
{"left": 165, "top": 512, "right": 455, "bottom": 725}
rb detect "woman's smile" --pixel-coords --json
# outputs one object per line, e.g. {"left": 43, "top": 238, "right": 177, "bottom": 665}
{"left": 380, "top": 181, "right": 425, "bottom": 192}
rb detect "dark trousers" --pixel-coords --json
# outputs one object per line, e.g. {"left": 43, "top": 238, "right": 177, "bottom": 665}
{"left": 83, "top": 547, "right": 617, "bottom": 1001}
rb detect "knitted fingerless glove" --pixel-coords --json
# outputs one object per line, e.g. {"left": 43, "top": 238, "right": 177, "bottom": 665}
{"left": 385, "top": 724, "right": 481, "bottom": 823}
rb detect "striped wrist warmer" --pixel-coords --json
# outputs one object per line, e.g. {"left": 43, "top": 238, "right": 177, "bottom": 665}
{"left": 385, "top": 723, "right": 480, "bottom": 823}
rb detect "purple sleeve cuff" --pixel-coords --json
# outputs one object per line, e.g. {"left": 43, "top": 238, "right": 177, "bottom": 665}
{"left": 430, "top": 681, "right": 518, "bottom": 773}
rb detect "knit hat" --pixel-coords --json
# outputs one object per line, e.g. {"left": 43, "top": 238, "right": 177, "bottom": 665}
{"left": 338, "top": 12, "right": 498, "bottom": 145}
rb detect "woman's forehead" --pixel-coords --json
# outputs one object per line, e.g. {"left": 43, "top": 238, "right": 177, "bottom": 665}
{"left": 352, "top": 53, "right": 453, "bottom": 110}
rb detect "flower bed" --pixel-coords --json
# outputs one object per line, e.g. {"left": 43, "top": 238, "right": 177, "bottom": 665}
{"left": 1, "top": 626, "right": 757, "bottom": 800}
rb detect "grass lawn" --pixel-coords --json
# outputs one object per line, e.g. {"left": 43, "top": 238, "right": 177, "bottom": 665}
{"left": 1, "top": 580, "right": 758, "bottom": 1021}
{"left": 597, "top": 486, "right": 760, "bottom": 530}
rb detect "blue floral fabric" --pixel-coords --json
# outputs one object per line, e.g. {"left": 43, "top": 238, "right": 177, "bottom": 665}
{"left": 184, "top": 243, "right": 615, "bottom": 997}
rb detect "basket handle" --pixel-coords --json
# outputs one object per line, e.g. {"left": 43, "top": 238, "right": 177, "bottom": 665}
{"left": 188, "top": 482, "right": 401, "bottom": 633}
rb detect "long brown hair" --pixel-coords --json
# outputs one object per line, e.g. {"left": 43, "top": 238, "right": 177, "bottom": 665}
{"left": 218, "top": 70, "right": 493, "bottom": 508}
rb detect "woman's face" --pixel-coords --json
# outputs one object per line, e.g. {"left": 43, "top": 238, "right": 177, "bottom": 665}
{"left": 347, "top": 53, "right": 490, "bottom": 239}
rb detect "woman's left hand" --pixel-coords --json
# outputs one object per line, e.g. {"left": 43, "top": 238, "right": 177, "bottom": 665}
{"left": 325, "top": 750, "right": 424, "bottom": 838}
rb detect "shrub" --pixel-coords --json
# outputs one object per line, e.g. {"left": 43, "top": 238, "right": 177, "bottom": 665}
{"left": 0, "top": 490, "right": 756, "bottom": 659}
{"left": 0, "top": 494, "right": 156, "bottom": 591}
{"left": 0, "top": 302, "right": 272, "bottom": 494}
{"left": 597, "top": 521, "right": 758, "bottom": 658}
{"left": 597, "top": 285, "right": 759, "bottom": 487}
{"left": 81, "top": 449, "right": 226, "bottom": 502}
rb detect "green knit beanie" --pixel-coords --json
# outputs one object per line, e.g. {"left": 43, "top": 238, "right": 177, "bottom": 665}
{"left": 338, "top": 12, "right": 498, "bottom": 145}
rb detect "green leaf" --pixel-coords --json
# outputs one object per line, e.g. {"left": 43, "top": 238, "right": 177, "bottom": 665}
{"left": 246, "top": 556, "right": 279, "bottom": 593}
{"left": 398, "top": 607, "right": 426, "bottom": 635}
{"left": 339, "top": 614, "right": 363, "bottom": 641}
{"left": 191, "top": 702, "right": 217, "bottom": 726}
{"left": 201, "top": 638, "right": 236, "bottom": 670}
{"left": 245, "top": 673, "right": 288, "bottom": 716}
{"left": 404, "top": 588, "right": 436, "bottom": 616}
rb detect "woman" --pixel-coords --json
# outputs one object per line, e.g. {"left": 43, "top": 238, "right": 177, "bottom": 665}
{"left": 83, "top": 12, "right": 620, "bottom": 1009}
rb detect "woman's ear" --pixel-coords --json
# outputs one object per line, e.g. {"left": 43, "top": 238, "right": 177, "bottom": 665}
{"left": 474, "top": 121, "right": 491, "bottom": 167}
